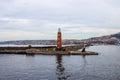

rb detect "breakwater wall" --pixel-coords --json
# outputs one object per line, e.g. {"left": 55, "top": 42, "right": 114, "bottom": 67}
{"left": 0, "top": 46, "right": 56, "bottom": 54}
{"left": 0, "top": 45, "right": 98, "bottom": 55}
{"left": 0, "top": 46, "right": 56, "bottom": 50}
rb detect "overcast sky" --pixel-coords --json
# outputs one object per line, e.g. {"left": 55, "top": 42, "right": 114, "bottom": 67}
{"left": 0, "top": 0, "right": 120, "bottom": 41}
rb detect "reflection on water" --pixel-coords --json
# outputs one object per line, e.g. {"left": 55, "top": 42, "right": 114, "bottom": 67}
{"left": 26, "top": 54, "right": 35, "bottom": 57}
{"left": 80, "top": 55, "right": 87, "bottom": 77}
{"left": 56, "top": 55, "right": 70, "bottom": 80}
{"left": 55, "top": 55, "right": 88, "bottom": 80}
{"left": 82, "top": 55, "right": 87, "bottom": 69}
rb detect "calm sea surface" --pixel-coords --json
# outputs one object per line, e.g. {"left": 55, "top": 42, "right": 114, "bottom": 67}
{"left": 0, "top": 45, "right": 120, "bottom": 80}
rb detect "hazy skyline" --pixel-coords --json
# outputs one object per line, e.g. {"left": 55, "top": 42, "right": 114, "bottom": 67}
{"left": 0, "top": 0, "right": 120, "bottom": 41}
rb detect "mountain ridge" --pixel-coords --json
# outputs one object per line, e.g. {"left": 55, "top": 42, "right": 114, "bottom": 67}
{"left": 0, "top": 32, "right": 120, "bottom": 45}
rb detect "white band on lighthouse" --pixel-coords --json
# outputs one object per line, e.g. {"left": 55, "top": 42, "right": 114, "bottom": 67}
{"left": 58, "top": 28, "right": 61, "bottom": 32}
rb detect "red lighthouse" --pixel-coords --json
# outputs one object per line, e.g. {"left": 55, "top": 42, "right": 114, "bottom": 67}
{"left": 57, "top": 28, "right": 62, "bottom": 50}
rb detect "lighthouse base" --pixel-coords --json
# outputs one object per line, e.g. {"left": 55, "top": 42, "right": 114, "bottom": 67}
{"left": 55, "top": 47, "right": 65, "bottom": 51}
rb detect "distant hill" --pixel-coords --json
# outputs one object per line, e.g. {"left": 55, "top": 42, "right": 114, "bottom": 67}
{"left": 0, "top": 32, "right": 120, "bottom": 45}
{"left": 89, "top": 32, "right": 120, "bottom": 40}
{"left": 111, "top": 32, "right": 120, "bottom": 39}
{"left": 85, "top": 32, "right": 120, "bottom": 45}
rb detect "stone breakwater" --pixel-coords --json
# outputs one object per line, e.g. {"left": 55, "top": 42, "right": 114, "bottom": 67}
{"left": 0, "top": 46, "right": 98, "bottom": 55}
{"left": 26, "top": 49, "right": 98, "bottom": 55}
{"left": 0, "top": 49, "right": 98, "bottom": 55}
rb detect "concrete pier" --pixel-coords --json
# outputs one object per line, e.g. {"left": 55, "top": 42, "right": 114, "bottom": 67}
{"left": 0, "top": 45, "right": 98, "bottom": 55}
{"left": 26, "top": 49, "right": 98, "bottom": 55}
{"left": 0, "top": 48, "right": 98, "bottom": 55}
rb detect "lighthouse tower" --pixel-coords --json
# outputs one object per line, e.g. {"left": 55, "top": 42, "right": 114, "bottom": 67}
{"left": 56, "top": 28, "right": 62, "bottom": 50}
